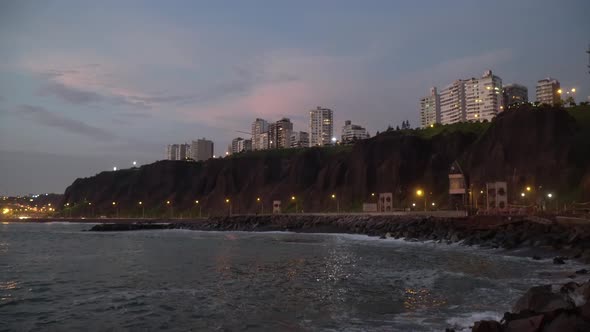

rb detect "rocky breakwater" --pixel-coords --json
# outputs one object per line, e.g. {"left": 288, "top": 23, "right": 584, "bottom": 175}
{"left": 170, "top": 214, "right": 590, "bottom": 260}
{"left": 470, "top": 279, "right": 590, "bottom": 332}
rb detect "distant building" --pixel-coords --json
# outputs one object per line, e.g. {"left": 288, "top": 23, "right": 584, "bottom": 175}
{"left": 503, "top": 84, "right": 528, "bottom": 108}
{"left": 419, "top": 87, "right": 440, "bottom": 128}
{"left": 190, "top": 138, "right": 214, "bottom": 161}
{"left": 536, "top": 77, "right": 561, "bottom": 105}
{"left": 251, "top": 118, "right": 269, "bottom": 150}
{"left": 291, "top": 131, "right": 310, "bottom": 148}
{"left": 177, "top": 143, "right": 190, "bottom": 160}
{"left": 341, "top": 120, "right": 369, "bottom": 142}
{"left": 428, "top": 70, "right": 503, "bottom": 125}
{"left": 268, "top": 118, "right": 293, "bottom": 149}
{"left": 166, "top": 144, "right": 179, "bottom": 160}
{"left": 463, "top": 70, "right": 503, "bottom": 122}
{"left": 309, "top": 107, "right": 334, "bottom": 147}
{"left": 258, "top": 132, "right": 269, "bottom": 151}
{"left": 231, "top": 137, "right": 252, "bottom": 154}
{"left": 439, "top": 80, "right": 466, "bottom": 125}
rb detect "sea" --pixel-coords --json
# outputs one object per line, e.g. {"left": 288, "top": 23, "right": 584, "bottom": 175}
{"left": 0, "top": 222, "right": 582, "bottom": 331}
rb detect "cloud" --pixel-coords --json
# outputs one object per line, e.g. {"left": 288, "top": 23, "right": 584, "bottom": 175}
{"left": 13, "top": 104, "right": 116, "bottom": 141}
{"left": 39, "top": 81, "right": 105, "bottom": 105}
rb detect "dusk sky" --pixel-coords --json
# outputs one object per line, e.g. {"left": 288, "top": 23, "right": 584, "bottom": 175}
{"left": 0, "top": 0, "right": 589, "bottom": 195}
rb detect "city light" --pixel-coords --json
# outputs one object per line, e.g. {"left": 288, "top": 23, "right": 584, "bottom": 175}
{"left": 139, "top": 201, "right": 143, "bottom": 205}
{"left": 547, "top": 193, "right": 553, "bottom": 198}
{"left": 521, "top": 193, "right": 525, "bottom": 197}
{"left": 557, "top": 89, "right": 562, "bottom": 94}
{"left": 416, "top": 189, "right": 424, "bottom": 197}
{"left": 2, "top": 208, "right": 9, "bottom": 215}
{"left": 331, "top": 194, "right": 336, "bottom": 199}
{"left": 166, "top": 200, "right": 170, "bottom": 205}
{"left": 412, "top": 203, "right": 416, "bottom": 207}
{"left": 256, "top": 197, "right": 260, "bottom": 202}
{"left": 112, "top": 202, "right": 116, "bottom": 205}
{"left": 431, "top": 202, "right": 436, "bottom": 206}
{"left": 371, "top": 193, "right": 375, "bottom": 197}
{"left": 195, "top": 200, "right": 199, "bottom": 204}
{"left": 526, "top": 186, "right": 531, "bottom": 192}
{"left": 331, "top": 137, "right": 337, "bottom": 143}
{"left": 291, "top": 196, "right": 296, "bottom": 200}
{"left": 225, "top": 198, "right": 230, "bottom": 203}
{"left": 113, "top": 166, "right": 117, "bottom": 171}
{"left": 133, "top": 161, "right": 137, "bottom": 166}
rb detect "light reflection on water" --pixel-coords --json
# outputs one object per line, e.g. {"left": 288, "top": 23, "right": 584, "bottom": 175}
{"left": 0, "top": 224, "right": 583, "bottom": 331}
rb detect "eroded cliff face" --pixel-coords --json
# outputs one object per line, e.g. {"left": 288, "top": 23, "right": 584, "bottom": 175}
{"left": 62, "top": 109, "right": 589, "bottom": 216}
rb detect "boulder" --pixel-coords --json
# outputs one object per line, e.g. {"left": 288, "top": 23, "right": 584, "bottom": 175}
{"left": 553, "top": 257, "right": 566, "bottom": 265}
{"left": 471, "top": 320, "right": 502, "bottom": 332}
{"left": 504, "top": 314, "right": 544, "bottom": 332}
{"left": 542, "top": 312, "right": 590, "bottom": 332}
{"left": 512, "top": 285, "right": 574, "bottom": 313}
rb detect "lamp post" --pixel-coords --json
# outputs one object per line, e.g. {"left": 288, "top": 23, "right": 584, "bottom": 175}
{"left": 138, "top": 201, "right": 144, "bottom": 218}
{"left": 88, "top": 202, "right": 94, "bottom": 218}
{"left": 291, "top": 196, "right": 297, "bottom": 213}
{"left": 257, "top": 197, "right": 263, "bottom": 215}
{"left": 416, "top": 189, "right": 426, "bottom": 211}
{"left": 166, "top": 200, "right": 173, "bottom": 218}
{"left": 331, "top": 194, "right": 339, "bottom": 213}
{"left": 225, "top": 198, "right": 232, "bottom": 216}
{"left": 112, "top": 201, "right": 118, "bottom": 218}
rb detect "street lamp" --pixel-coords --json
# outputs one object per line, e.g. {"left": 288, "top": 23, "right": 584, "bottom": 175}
{"left": 331, "top": 194, "right": 339, "bottom": 213}
{"left": 526, "top": 186, "right": 531, "bottom": 192}
{"left": 225, "top": 198, "right": 232, "bottom": 216}
{"left": 132, "top": 161, "right": 137, "bottom": 167}
{"left": 416, "top": 189, "right": 427, "bottom": 210}
{"left": 138, "top": 201, "right": 145, "bottom": 218}
{"left": 291, "top": 196, "right": 298, "bottom": 213}
{"left": 257, "top": 197, "right": 263, "bottom": 214}
{"left": 112, "top": 201, "right": 118, "bottom": 218}
{"left": 166, "top": 200, "right": 173, "bottom": 218}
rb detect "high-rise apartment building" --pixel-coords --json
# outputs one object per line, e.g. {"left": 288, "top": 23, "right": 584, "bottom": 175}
{"left": 258, "top": 132, "right": 269, "bottom": 151}
{"left": 166, "top": 144, "right": 179, "bottom": 160}
{"left": 268, "top": 118, "right": 293, "bottom": 149}
{"left": 464, "top": 70, "right": 503, "bottom": 122}
{"left": 536, "top": 78, "right": 560, "bottom": 106}
{"left": 190, "top": 138, "right": 214, "bottom": 161}
{"left": 230, "top": 137, "right": 252, "bottom": 154}
{"left": 341, "top": 120, "right": 370, "bottom": 142}
{"left": 439, "top": 80, "right": 466, "bottom": 125}
{"left": 503, "top": 84, "right": 528, "bottom": 108}
{"left": 309, "top": 107, "right": 334, "bottom": 147}
{"left": 176, "top": 143, "right": 190, "bottom": 160}
{"left": 290, "top": 131, "right": 310, "bottom": 148}
{"left": 425, "top": 70, "right": 503, "bottom": 126}
{"left": 251, "top": 118, "right": 269, "bottom": 150}
{"left": 419, "top": 87, "right": 440, "bottom": 128}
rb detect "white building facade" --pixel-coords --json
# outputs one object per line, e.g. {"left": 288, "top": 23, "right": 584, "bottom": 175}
{"left": 251, "top": 118, "right": 269, "bottom": 150}
{"left": 536, "top": 77, "right": 560, "bottom": 106}
{"left": 419, "top": 87, "right": 440, "bottom": 128}
{"left": 439, "top": 80, "right": 466, "bottom": 125}
{"left": 309, "top": 107, "right": 334, "bottom": 147}
{"left": 341, "top": 120, "right": 369, "bottom": 142}
{"left": 190, "top": 138, "right": 214, "bottom": 161}
{"left": 291, "top": 131, "right": 310, "bottom": 148}
{"left": 464, "top": 70, "right": 503, "bottom": 122}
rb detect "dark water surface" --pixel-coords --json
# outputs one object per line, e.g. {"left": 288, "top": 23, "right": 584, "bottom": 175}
{"left": 0, "top": 222, "right": 581, "bottom": 331}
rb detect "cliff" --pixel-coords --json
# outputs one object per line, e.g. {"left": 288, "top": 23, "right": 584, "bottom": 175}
{"left": 61, "top": 107, "right": 590, "bottom": 217}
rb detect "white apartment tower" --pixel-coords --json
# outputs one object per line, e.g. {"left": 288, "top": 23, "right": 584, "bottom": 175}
{"left": 309, "top": 107, "right": 334, "bottom": 147}
{"left": 439, "top": 80, "right": 466, "bottom": 125}
{"left": 419, "top": 87, "right": 440, "bottom": 128}
{"left": 190, "top": 138, "right": 214, "bottom": 161}
{"left": 251, "top": 118, "right": 269, "bottom": 150}
{"left": 464, "top": 70, "right": 503, "bottom": 122}
{"left": 341, "top": 120, "right": 370, "bottom": 142}
{"left": 291, "top": 131, "right": 310, "bottom": 148}
{"left": 166, "top": 144, "right": 179, "bottom": 160}
{"left": 536, "top": 78, "right": 561, "bottom": 106}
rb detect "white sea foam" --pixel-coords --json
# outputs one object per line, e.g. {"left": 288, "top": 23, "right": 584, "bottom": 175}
{"left": 446, "top": 311, "right": 503, "bottom": 331}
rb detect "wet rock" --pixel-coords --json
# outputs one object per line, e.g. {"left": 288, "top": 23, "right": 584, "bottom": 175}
{"left": 575, "top": 269, "right": 588, "bottom": 275}
{"left": 512, "top": 285, "right": 574, "bottom": 313}
{"left": 543, "top": 312, "right": 590, "bottom": 332}
{"left": 504, "top": 314, "right": 544, "bottom": 332}
{"left": 553, "top": 257, "right": 566, "bottom": 265}
{"left": 532, "top": 255, "right": 542, "bottom": 260}
{"left": 471, "top": 320, "right": 502, "bottom": 332}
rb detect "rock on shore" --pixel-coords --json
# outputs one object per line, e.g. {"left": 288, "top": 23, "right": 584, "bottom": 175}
{"left": 470, "top": 280, "right": 590, "bottom": 332}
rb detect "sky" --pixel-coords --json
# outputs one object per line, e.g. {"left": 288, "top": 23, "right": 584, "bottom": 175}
{"left": 0, "top": 0, "right": 589, "bottom": 195}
